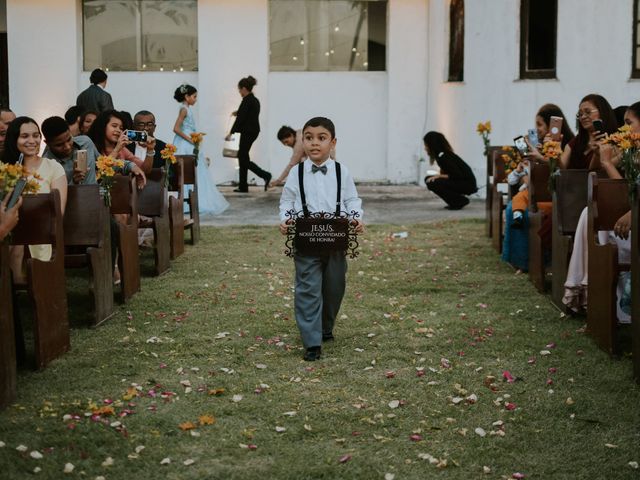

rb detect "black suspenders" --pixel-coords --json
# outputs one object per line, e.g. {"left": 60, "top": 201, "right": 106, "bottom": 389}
{"left": 298, "top": 162, "right": 342, "bottom": 217}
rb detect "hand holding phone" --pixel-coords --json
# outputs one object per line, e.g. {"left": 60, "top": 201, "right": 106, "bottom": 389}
{"left": 549, "top": 116, "right": 563, "bottom": 141}
{"left": 74, "top": 149, "right": 88, "bottom": 172}
{"left": 514, "top": 135, "right": 529, "bottom": 156}
{"left": 125, "top": 130, "right": 148, "bottom": 143}
{"left": 7, "top": 178, "right": 27, "bottom": 208}
{"left": 527, "top": 129, "right": 539, "bottom": 147}
{"left": 592, "top": 119, "right": 604, "bottom": 133}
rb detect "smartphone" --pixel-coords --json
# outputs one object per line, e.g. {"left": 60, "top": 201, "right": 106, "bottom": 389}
{"left": 513, "top": 135, "right": 529, "bottom": 156}
{"left": 549, "top": 116, "right": 563, "bottom": 141}
{"left": 527, "top": 128, "right": 539, "bottom": 147}
{"left": 7, "top": 178, "right": 27, "bottom": 208}
{"left": 125, "top": 130, "right": 148, "bottom": 143}
{"left": 75, "top": 149, "right": 88, "bottom": 171}
{"left": 592, "top": 119, "right": 604, "bottom": 133}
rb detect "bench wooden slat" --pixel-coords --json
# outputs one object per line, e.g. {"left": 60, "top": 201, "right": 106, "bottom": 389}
{"left": 632, "top": 181, "right": 640, "bottom": 383}
{"left": 11, "top": 191, "right": 69, "bottom": 369}
{"left": 586, "top": 173, "right": 630, "bottom": 355}
{"left": 169, "top": 158, "right": 185, "bottom": 259}
{"left": 550, "top": 169, "right": 590, "bottom": 310}
{"left": 137, "top": 168, "right": 170, "bottom": 276}
{"left": 110, "top": 175, "right": 140, "bottom": 302}
{"left": 64, "top": 185, "right": 114, "bottom": 326}
{"left": 528, "top": 161, "right": 551, "bottom": 292}
{"left": 179, "top": 155, "right": 200, "bottom": 245}
{"left": 0, "top": 244, "right": 16, "bottom": 409}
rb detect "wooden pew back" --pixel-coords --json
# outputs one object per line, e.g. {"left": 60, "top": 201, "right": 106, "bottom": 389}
{"left": 64, "top": 185, "right": 105, "bottom": 247}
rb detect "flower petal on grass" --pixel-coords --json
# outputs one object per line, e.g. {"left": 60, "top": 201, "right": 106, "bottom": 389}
{"left": 160, "top": 457, "right": 171, "bottom": 465}
{"left": 63, "top": 463, "right": 74, "bottom": 473}
{"left": 339, "top": 454, "right": 352, "bottom": 464}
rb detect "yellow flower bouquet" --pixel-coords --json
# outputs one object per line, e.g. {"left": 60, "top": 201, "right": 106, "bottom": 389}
{"left": 606, "top": 125, "right": 640, "bottom": 198}
{"left": 476, "top": 121, "right": 492, "bottom": 156}
{"left": 0, "top": 161, "right": 41, "bottom": 201}
{"left": 541, "top": 140, "right": 562, "bottom": 191}
{"left": 500, "top": 146, "right": 523, "bottom": 176}
{"left": 160, "top": 143, "right": 177, "bottom": 187}
{"left": 96, "top": 155, "right": 125, "bottom": 207}
{"left": 190, "top": 132, "right": 206, "bottom": 161}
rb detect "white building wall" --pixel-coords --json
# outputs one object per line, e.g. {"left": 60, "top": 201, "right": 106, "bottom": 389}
{"left": 427, "top": 0, "right": 639, "bottom": 189}
{"left": 5, "top": 0, "right": 640, "bottom": 189}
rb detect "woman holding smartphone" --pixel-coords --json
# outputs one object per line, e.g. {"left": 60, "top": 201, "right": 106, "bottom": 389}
{"left": 2, "top": 117, "right": 68, "bottom": 283}
{"left": 88, "top": 110, "right": 154, "bottom": 175}
{"left": 558, "top": 94, "right": 617, "bottom": 170}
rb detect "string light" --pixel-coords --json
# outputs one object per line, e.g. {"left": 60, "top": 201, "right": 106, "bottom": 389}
{"left": 142, "top": 64, "right": 147, "bottom": 69}
{"left": 334, "top": 25, "right": 340, "bottom": 32}
{"left": 160, "top": 65, "right": 164, "bottom": 71}
{"left": 300, "top": 38, "right": 305, "bottom": 45}
{"left": 325, "top": 51, "right": 330, "bottom": 56}
{"left": 330, "top": 49, "right": 334, "bottom": 54}
{"left": 352, "top": 48, "right": 357, "bottom": 52}
{"left": 292, "top": 56, "right": 298, "bottom": 61}
{"left": 179, "top": 65, "right": 184, "bottom": 72}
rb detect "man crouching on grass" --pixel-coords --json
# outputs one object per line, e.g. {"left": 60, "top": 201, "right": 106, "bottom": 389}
{"left": 279, "top": 117, "right": 364, "bottom": 361}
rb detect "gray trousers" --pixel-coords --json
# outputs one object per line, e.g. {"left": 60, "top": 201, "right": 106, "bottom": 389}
{"left": 294, "top": 253, "right": 347, "bottom": 348}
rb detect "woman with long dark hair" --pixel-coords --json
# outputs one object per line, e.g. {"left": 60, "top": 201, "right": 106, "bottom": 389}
{"left": 228, "top": 75, "right": 272, "bottom": 192}
{"left": 559, "top": 93, "right": 617, "bottom": 170}
{"left": 423, "top": 131, "right": 477, "bottom": 209}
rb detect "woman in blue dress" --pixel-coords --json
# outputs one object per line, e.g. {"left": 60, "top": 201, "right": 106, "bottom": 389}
{"left": 173, "top": 84, "right": 229, "bottom": 215}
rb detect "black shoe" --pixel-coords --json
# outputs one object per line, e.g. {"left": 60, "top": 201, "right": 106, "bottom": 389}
{"left": 264, "top": 173, "right": 272, "bottom": 191}
{"left": 322, "top": 333, "right": 334, "bottom": 342}
{"left": 233, "top": 188, "right": 248, "bottom": 193}
{"left": 445, "top": 197, "right": 470, "bottom": 210}
{"left": 303, "top": 346, "right": 322, "bottom": 361}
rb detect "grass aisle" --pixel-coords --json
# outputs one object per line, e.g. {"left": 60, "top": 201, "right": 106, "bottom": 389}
{"left": 1, "top": 220, "right": 639, "bottom": 479}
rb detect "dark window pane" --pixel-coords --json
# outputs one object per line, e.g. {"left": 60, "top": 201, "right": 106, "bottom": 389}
{"left": 448, "top": 0, "right": 464, "bottom": 82}
{"left": 527, "top": 0, "right": 556, "bottom": 70}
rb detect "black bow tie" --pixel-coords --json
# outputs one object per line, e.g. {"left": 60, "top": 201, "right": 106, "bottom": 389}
{"left": 311, "top": 164, "right": 327, "bottom": 175}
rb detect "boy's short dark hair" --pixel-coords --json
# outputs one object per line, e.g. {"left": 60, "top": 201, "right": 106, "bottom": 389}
{"left": 303, "top": 117, "right": 335, "bottom": 139}
{"left": 277, "top": 125, "right": 296, "bottom": 141}
{"left": 42, "top": 116, "right": 70, "bottom": 141}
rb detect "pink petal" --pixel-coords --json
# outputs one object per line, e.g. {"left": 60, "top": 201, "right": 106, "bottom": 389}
{"left": 546, "top": 342, "right": 556, "bottom": 349}
{"left": 409, "top": 434, "right": 423, "bottom": 442}
{"left": 502, "top": 371, "right": 515, "bottom": 383}
{"left": 512, "top": 473, "right": 526, "bottom": 479}
{"left": 548, "top": 367, "right": 557, "bottom": 374}
{"left": 505, "top": 402, "right": 517, "bottom": 411}
{"left": 385, "top": 371, "right": 396, "bottom": 379}
{"left": 527, "top": 357, "right": 536, "bottom": 365}
{"left": 339, "top": 454, "right": 352, "bottom": 464}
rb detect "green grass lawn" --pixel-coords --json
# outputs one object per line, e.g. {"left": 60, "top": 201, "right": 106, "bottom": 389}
{"left": 1, "top": 220, "right": 639, "bottom": 479}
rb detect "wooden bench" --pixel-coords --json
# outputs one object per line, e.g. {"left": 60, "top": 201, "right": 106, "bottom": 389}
{"left": 528, "top": 161, "right": 551, "bottom": 292}
{"left": 490, "top": 148, "right": 509, "bottom": 253}
{"left": 550, "top": 169, "right": 590, "bottom": 311}
{"left": 485, "top": 146, "right": 502, "bottom": 237}
{"left": 64, "top": 185, "right": 114, "bottom": 326}
{"left": 138, "top": 168, "right": 170, "bottom": 276}
{"left": 586, "top": 173, "right": 630, "bottom": 355}
{"left": 168, "top": 158, "right": 185, "bottom": 260}
{"left": 0, "top": 243, "right": 16, "bottom": 409}
{"left": 11, "top": 190, "right": 69, "bottom": 369}
{"left": 110, "top": 175, "right": 140, "bottom": 302}
{"left": 632, "top": 181, "right": 640, "bottom": 383}
{"left": 180, "top": 155, "right": 200, "bottom": 245}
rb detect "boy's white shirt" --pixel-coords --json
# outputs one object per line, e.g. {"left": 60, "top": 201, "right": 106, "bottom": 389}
{"left": 279, "top": 159, "right": 363, "bottom": 222}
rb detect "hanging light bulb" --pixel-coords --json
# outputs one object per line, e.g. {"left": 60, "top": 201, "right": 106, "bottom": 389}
{"left": 105, "top": 67, "right": 109, "bottom": 72}
{"left": 292, "top": 56, "right": 298, "bottom": 61}
{"left": 330, "top": 49, "right": 334, "bottom": 55}
{"left": 352, "top": 48, "right": 357, "bottom": 53}
{"left": 179, "top": 65, "right": 184, "bottom": 72}
{"left": 334, "top": 24, "right": 340, "bottom": 32}
{"left": 142, "top": 63, "right": 147, "bottom": 69}
{"left": 160, "top": 65, "right": 164, "bottom": 71}
{"left": 325, "top": 51, "right": 330, "bottom": 57}
{"left": 300, "top": 37, "right": 305, "bottom": 45}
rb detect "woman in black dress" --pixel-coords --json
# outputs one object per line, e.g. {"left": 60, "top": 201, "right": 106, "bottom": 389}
{"left": 423, "top": 131, "right": 477, "bottom": 209}
{"left": 229, "top": 75, "right": 271, "bottom": 192}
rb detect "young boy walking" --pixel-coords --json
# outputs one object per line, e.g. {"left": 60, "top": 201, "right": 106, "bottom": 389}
{"left": 279, "top": 117, "right": 364, "bottom": 361}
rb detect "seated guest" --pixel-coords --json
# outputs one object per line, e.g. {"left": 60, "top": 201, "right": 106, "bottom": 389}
{"left": 76, "top": 68, "right": 114, "bottom": 113}
{"left": 562, "top": 101, "right": 638, "bottom": 320}
{"left": 2, "top": 117, "right": 68, "bottom": 283}
{"left": 88, "top": 110, "right": 155, "bottom": 174}
{"left": 559, "top": 93, "right": 617, "bottom": 171}
{"left": 80, "top": 110, "right": 98, "bottom": 135}
{"left": 133, "top": 110, "right": 168, "bottom": 169}
{"left": 501, "top": 104, "right": 574, "bottom": 272}
{"left": 270, "top": 125, "right": 336, "bottom": 187}
{"left": 423, "top": 131, "right": 477, "bottom": 210}
{"left": 0, "top": 192, "right": 22, "bottom": 241}
{"left": 42, "top": 115, "right": 146, "bottom": 188}
{"left": 64, "top": 105, "right": 86, "bottom": 137}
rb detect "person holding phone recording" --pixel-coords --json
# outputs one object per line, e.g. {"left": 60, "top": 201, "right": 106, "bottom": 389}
{"left": 559, "top": 94, "right": 617, "bottom": 171}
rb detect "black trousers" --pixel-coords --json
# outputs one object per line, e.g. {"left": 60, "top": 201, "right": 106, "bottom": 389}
{"left": 427, "top": 178, "right": 476, "bottom": 208}
{"left": 237, "top": 132, "right": 269, "bottom": 191}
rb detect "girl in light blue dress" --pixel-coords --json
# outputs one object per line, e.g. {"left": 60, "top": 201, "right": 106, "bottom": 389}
{"left": 173, "top": 84, "right": 229, "bottom": 215}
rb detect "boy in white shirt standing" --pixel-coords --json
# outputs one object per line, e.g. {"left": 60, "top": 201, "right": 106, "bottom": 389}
{"left": 279, "top": 117, "right": 364, "bottom": 361}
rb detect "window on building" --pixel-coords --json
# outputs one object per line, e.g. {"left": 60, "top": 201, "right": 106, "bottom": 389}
{"left": 520, "top": 0, "right": 557, "bottom": 79}
{"left": 82, "top": 0, "right": 198, "bottom": 72}
{"left": 633, "top": 0, "right": 640, "bottom": 78}
{"left": 448, "top": 0, "right": 464, "bottom": 82}
{"left": 269, "top": 0, "right": 387, "bottom": 72}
